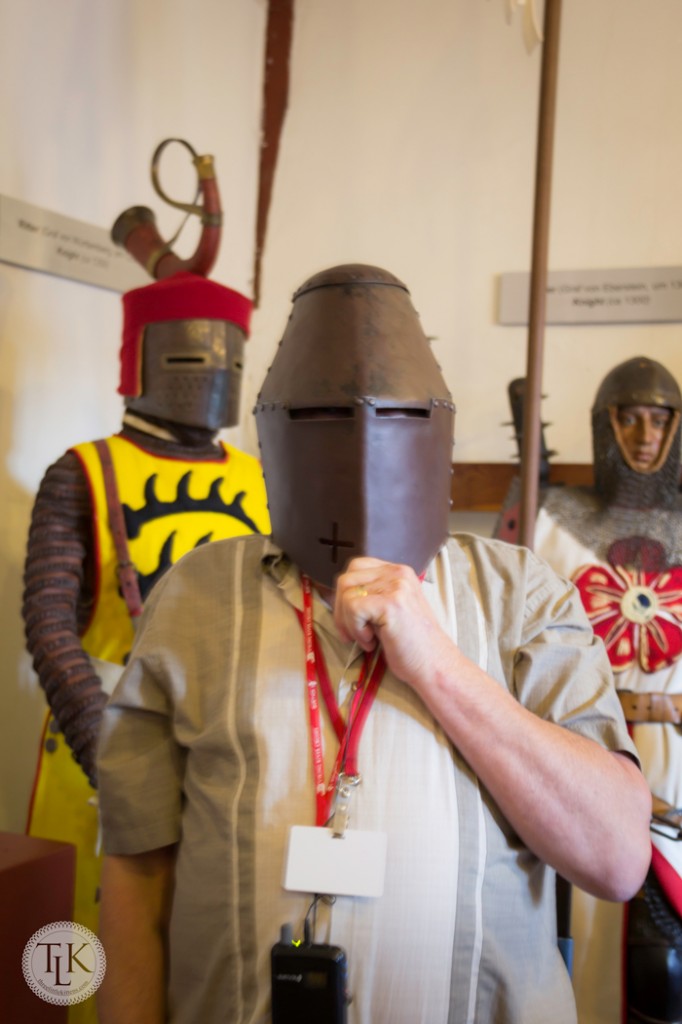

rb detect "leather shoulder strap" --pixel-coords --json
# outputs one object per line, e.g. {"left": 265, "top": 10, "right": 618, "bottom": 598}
{"left": 93, "top": 439, "right": 143, "bottom": 621}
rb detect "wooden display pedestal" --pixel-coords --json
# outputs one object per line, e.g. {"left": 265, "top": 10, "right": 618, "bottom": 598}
{"left": 0, "top": 831, "right": 76, "bottom": 1022}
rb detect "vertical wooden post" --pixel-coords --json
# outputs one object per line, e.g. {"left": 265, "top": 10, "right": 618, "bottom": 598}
{"left": 516, "top": 2, "right": 573, "bottom": 970}
{"left": 253, "top": 0, "right": 295, "bottom": 308}
{"left": 518, "top": 0, "right": 563, "bottom": 550}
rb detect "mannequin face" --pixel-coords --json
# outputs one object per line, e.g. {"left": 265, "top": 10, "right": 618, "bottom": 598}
{"left": 614, "top": 404, "right": 673, "bottom": 472}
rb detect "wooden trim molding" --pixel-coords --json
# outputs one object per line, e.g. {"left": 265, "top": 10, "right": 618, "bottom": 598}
{"left": 450, "top": 463, "right": 594, "bottom": 511}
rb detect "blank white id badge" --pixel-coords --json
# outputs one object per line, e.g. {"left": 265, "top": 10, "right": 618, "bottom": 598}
{"left": 283, "top": 826, "right": 387, "bottom": 898}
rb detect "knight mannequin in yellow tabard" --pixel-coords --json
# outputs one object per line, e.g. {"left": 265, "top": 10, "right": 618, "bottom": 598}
{"left": 23, "top": 271, "right": 270, "bottom": 1020}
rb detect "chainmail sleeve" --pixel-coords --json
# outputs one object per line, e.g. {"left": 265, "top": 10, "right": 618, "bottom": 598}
{"left": 22, "top": 451, "right": 107, "bottom": 788}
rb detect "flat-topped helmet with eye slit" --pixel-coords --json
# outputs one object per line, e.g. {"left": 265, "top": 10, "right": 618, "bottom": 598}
{"left": 119, "top": 271, "right": 253, "bottom": 431}
{"left": 254, "top": 264, "right": 456, "bottom": 588}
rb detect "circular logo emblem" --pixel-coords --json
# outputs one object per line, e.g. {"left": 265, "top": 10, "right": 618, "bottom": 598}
{"left": 620, "top": 585, "right": 659, "bottom": 625}
{"left": 22, "top": 921, "right": 106, "bottom": 1006}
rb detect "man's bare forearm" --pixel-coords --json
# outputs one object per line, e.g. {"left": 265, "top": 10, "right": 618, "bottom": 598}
{"left": 334, "top": 557, "right": 652, "bottom": 901}
{"left": 411, "top": 644, "right": 651, "bottom": 900}
{"left": 98, "top": 847, "right": 176, "bottom": 1024}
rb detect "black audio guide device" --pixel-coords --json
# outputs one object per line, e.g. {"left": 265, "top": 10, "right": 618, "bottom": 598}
{"left": 271, "top": 925, "right": 348, "bottom": 1023}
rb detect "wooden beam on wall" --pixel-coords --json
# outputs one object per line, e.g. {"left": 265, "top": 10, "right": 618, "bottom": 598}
{"left": 253, "top": 0, "right": 295, "bottom": 307}
{"left": 451, "top": 462, "right": 594, "bottom": 511}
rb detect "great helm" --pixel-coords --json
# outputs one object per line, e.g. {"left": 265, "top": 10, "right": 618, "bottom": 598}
{"left": 119, "top": 271, "right": 252, "bottom": 431}
{"left": 255, "top": 264, "right": 455, "bottom": 588}
{"left": 592, "top": 355, "right": 682, "bottom": 508}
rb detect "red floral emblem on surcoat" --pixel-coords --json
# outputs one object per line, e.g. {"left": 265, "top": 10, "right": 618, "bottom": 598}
{"left": 572, "top": 563, "right": 682, "bottom": 673}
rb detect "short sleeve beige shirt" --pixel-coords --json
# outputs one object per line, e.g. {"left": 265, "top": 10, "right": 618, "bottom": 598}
{"left": 98, "top": 533, "right": 636, "bottom": 1024}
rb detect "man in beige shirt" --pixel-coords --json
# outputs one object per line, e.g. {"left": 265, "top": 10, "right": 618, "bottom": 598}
{"left": 97, "top": 265, "right": 651, "bottom": 1024}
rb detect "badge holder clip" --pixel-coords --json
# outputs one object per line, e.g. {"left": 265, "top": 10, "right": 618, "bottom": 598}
{"left": 331, "top": 773, "right": 361, "bottom": 838}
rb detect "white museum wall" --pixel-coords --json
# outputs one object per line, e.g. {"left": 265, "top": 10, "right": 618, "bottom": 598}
{"left": 0, "top": 0, "right": 267, "bottom": 831}
{"left": 245, "top": 0, "right": 682, "bottom": 465}
{"left": 2, "top": 0, "right": 682, "bottom": 832}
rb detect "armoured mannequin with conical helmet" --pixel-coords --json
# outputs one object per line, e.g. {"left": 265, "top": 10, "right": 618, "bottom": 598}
{"left": 500, "top": 355, "right": 682, "bottom": 1024}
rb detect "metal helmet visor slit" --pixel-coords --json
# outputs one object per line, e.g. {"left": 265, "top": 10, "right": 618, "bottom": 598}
{"left": 125, "top": 318, "right": 245, "bottom": 430}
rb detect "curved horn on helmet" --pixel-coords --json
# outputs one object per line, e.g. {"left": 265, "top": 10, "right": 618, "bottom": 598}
{"left": 111, "top": 138, "right": 223, "bottom": 280}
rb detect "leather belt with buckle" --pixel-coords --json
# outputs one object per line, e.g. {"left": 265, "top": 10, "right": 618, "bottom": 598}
{"left": 618, "top": 690, "right": 682, "bottom": 725}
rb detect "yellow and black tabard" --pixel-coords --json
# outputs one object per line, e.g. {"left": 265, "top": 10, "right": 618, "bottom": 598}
{"left": 27, "top": 435, "right": 270, "bottom": 1023}
{"left": 75, "top": 435, "right": 270, "bottom": 664}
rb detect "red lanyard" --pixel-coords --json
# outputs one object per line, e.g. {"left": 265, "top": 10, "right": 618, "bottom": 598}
{"left": 297, "top": 575, "right": 386, "bottom": 826}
